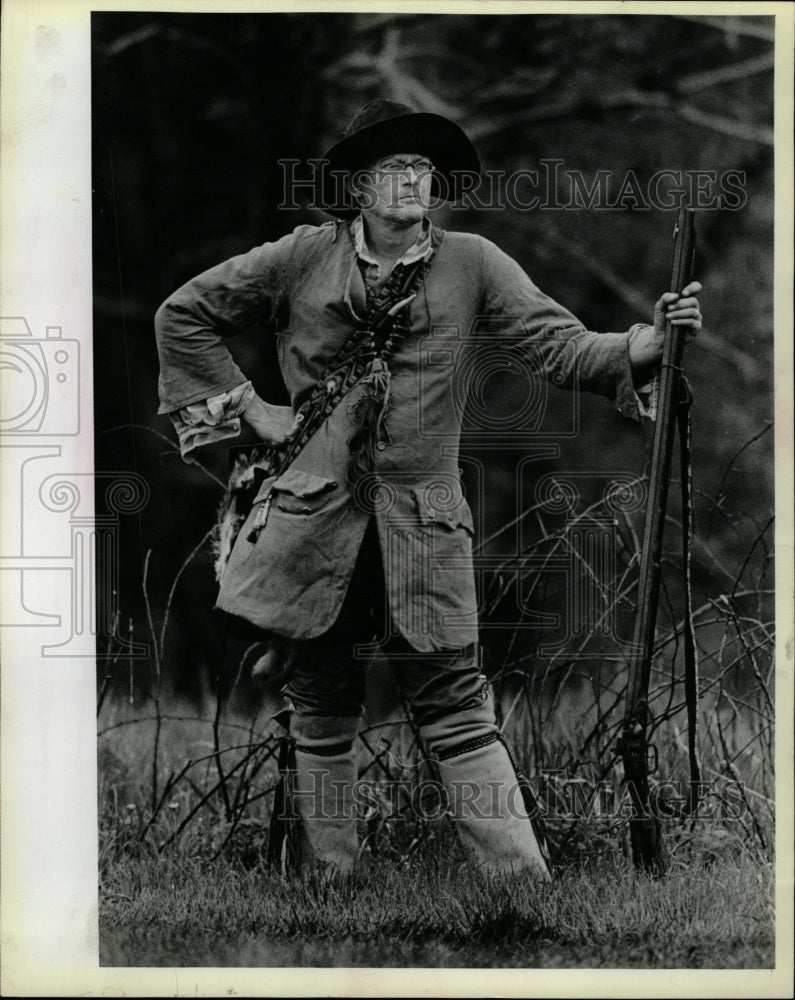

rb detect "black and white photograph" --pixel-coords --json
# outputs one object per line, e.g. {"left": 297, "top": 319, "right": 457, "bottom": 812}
{"left": 1, "top": 1, "right": 792, "bottom": 995}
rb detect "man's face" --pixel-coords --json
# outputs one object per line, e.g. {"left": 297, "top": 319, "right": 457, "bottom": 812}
{"left": 350, "top": 152, "right": 435, "bottom": 226}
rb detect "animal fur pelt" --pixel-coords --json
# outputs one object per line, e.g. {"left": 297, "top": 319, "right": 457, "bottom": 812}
{"left": 211, "top": 444, "right": 277, "bottom": 583}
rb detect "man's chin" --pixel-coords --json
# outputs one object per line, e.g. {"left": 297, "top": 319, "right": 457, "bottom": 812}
{"left": 384, "top": 201, "right": 428, "bottom": 223}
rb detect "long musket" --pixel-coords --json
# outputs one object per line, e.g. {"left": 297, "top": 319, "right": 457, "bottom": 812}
{"left": 618, "top": 206, "right": 696, "bottom": 874}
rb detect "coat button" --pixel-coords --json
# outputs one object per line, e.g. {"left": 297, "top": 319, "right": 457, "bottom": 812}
{"left": 447, "top": 512, "right": 455, "bottom": 521}
{"left": 376, "top": 440, "right": 387, "bottom": 451}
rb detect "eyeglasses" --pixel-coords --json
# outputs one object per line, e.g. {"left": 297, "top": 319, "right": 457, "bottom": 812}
{"left": 370, "top": 158, "right": 435, "bottom": 176}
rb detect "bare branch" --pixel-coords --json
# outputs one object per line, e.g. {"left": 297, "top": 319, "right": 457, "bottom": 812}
{"left": 672, "top": 15, "right": 776, "bottom": 43}
{"left": 536, "top": 229, "right": 765, "bottom": 380}
{"left": 469, "top": 89, "right": 773, "bottom": 147}
{"left": 689, "top": 330, "right": 765, "bottom": 380}
{"left": 158, "top": 528, "right": 214, "bottom": 659}
{"left": 353, "top": 12, "right": 432, "bottom": 36}
{"left": 678, "top": 52, "right": 775, "bottom": 93}
{"left": 678, "top": 102, "right": 774, "bottom": 146}
{"left": 707, "top": 422, "right": 773, "bottom": 538}
{"left": 538, "top": 228, "right": 649, "bottom": 316}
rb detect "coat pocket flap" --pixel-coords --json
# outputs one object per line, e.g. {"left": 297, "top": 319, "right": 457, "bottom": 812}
{"left": 253, "top": 469, "right": 340, "bottom": 515}
{"left": 253, "top": 470, "right": 339, "bottom": 504}
{"left": 271, "top": 469, "right": 339, "bottom": 498}
{"left": 411, "top": 486, "right": 474, "bottom": 534}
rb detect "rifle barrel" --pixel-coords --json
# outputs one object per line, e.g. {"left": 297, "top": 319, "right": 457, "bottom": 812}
{"left": 625, "top": 207, "right": 696, "bottom": 716}
{"left": 619, "top": 207, "right": 696, "bottom": 873}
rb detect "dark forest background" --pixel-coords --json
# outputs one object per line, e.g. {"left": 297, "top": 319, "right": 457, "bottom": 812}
{"left": 91, "top": 11, "right": 775, "bottom": 704}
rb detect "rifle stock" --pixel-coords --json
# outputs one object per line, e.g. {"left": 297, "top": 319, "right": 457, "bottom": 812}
{"left": 618, "top": 207, "right": 696, "bottom": 874}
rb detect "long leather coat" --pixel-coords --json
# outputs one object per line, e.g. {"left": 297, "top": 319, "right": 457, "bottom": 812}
{"left": 156, "top": 221, "right": 644, "bottom": 651}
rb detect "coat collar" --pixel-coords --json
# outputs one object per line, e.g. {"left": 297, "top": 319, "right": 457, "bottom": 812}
{"left": 348, "top": 214, "right": 435, "bottom": 268}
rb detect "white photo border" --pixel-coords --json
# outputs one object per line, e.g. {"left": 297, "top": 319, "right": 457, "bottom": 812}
{"left": 1, "top": 1, "right": 792, "bottom": 996}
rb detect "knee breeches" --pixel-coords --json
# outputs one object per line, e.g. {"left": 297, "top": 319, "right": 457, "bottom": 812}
{"left": 281, "top": 518, "right": 489, "bottom": 726}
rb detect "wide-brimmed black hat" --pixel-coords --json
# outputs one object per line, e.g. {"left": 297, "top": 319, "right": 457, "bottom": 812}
{"left": 320, "top": 99, "right": 480, "bottom": 218}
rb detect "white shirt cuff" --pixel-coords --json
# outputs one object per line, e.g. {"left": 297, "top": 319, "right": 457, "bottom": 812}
{"left": 170, "top": 381, "right": 254, "bottom": 459}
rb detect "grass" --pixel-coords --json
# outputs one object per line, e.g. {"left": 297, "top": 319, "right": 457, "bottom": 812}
{"left": 98, "top": 704, "right": 774, "bottom": 969}
{"left": 99, "top": 850, "right": 773, "bottom": 968}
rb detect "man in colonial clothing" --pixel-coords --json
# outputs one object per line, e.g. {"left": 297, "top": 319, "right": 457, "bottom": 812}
{"left": 155, "top": 100, "right": 702, "bottom": 879}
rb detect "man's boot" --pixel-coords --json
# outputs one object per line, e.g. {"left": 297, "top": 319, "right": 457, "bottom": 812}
{"left": 420, "top": 701, "right": 552, "bottom": 881}
{"left": 268, "top": 713, "right": 360, "bottom": 875}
